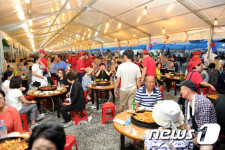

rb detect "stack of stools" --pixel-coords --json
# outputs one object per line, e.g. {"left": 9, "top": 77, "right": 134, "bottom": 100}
{"left": 102, "top": 102, "right": 116, "bottom": 125}
{"left": 64, "top": 135, "right": 78, "bottom": 150}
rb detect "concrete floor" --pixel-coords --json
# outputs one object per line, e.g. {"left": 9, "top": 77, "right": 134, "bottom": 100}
{"left": 38, "top": 88, "right": 180, "bottom": 150}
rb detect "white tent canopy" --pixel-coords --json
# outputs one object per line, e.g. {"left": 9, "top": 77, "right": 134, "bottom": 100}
{"left": 0, "top": 0, "right": 225, "bottom": 52}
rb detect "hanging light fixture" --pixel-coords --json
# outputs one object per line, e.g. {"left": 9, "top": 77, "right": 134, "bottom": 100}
{"left": 25, "top": 0, "right": 30, "bottom": 3}
{"left": 28, "top": 19, "right": 32, "bottom": 26}
{"left": 136, "top": 17, "right": 141, "bottom": 23}
{"left": 76, "top": 33, "right": 79, "bottom": 38}
{"left": 106, "top": 20, "right": 109, "bottom": 29}
{"left": 214, "top": 18, "right": 218, "bottom": 25}
{"left": 82, "top": 36, "right": 84, "bottom": 40}
{"left": 115, "top": 38, "right": 117, "bottom": 41}
{"left": 95, "top": 31, "right": 98, "bottom": 36}
{"left": 143, "top": 6, "right": 147, "bottom": 15}
{"left": 118, "top": 23, "right": 122, "bottom": 29}
{"left": 133, "top": 33, "right": 136, "bottom": 37}
{"left": 162, "top": 27, "right": 165, "bottom": 34}
{"left": 88, "top": 27, "right": 90, "bottom": 31}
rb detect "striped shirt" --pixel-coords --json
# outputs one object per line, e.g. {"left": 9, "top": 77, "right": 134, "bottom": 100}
{"left": 135, "top": 86, "right": 162, "bottom": 108}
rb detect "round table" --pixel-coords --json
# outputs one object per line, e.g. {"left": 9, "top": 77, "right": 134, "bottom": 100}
{"left": 86, "top": 84, "right": 115, "bottom": 110}
{"left": 113, "top": 111, "right": 150, "bottom": 150}
{"left": 27, "top": 87, "right": 67, "bottom": 118}
{"left": 164, "top": 73, "right": 185, "bottom": 93}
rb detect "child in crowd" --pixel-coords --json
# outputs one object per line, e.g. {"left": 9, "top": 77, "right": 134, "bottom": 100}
{"left": 82, "top": 67, "right": 93, "bottom": 100}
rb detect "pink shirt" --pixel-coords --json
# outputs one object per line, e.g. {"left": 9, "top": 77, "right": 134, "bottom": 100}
{"left": 0, "top": 106, "right": 23, "bottom": 133}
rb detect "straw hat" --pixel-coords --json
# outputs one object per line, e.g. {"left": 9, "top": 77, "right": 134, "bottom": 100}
{"left": 152, "top": 100, "right": 184, "bottom": 130}
{"left": 85, "top": 67, "right": 93, "bottom": 75}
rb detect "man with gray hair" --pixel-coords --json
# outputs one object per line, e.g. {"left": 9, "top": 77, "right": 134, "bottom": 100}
{"left": 180, "top": 80, "right": 217, "bottom": 149}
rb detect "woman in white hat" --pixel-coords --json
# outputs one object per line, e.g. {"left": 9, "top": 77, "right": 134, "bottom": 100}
{"left": 144, "top": 100, "right": 193, "bottom": 150}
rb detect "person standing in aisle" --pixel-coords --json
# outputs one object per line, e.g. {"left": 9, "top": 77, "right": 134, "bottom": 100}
{"left": 141, "top": 49, "right": 156, "bottom": 82}
{"left": 114, "top": 49, "right": 141, "bottom": 113}
{"left": 106, "top": 49, "right": 112, "bottom": 69}
{"left": 77, "top": 51, "right": 86, "bottom": 83}
{"left": 39, "top": 49, "right": 50, "bottom": 78}
{"left": 68, "top": 52, "right": 79, "bottom": 71}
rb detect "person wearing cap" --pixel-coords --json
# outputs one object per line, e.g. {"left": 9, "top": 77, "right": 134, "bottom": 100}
{"left": 114, "top": 49, "right": 141, "bottom": 113}
{"left": 84, "top": 53, "right": 95, "bottom": 72}
{"left": 180, "top": 80, "right": 216, "bottom": 148}
{"left": 135, "top": 75, "right": 162, "bottom": 110}
{"left": 68, "top": 52, "right": 79, "bottom": 70}
{"left": 186, "top": 57, "right": 215, "bottom": 91}
{"left": 141, "top": 49, "right": 156, "bottom": 82}
{"left": 77, "top": 51, "right": 86, "bottom": 83}
{"left": 144, "top": 100, "right": 193, "bottom": 150}
{"left": 14, "top": 63, "right": 27, "bottom": 77}
{"left": 82, "top": 67, "right": 93, "bottom": 100}
{"left": 54, "top": 54, "right": 68, "bottom": 73}
{"left": 39, "top": 49, "right": 50, "bottom": 77}
{"left": 7, "top": 65, "right": 14, "bottom": 73}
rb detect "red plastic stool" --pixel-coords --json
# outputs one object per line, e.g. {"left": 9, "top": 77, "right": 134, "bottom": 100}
{"left": 53, "top": 80, "right": 57, "bottom": 86}
{"left": 26, "top": 96, "right": 34, "bottom": 101}
{"left": 70, "top": 107, "right": 88, "bottom": 126}
{"left": 197, "top": 88, "right": 207, "bottom": 95}
{"left": 102, "top": 102, "right": 116, "bottom": 125}
{"left": 158, "top": 87, "right": 164, "bottom": 100}
{"left": 20, "top": 114, "right": 29, "bottom": 132}
{"left": 64, "top": 135, "right": 78, "bottom": 150}
{"left": 84, "top": 91, "right": 88, "bottom": 102}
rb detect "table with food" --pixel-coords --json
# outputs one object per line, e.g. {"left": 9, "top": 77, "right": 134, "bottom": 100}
{"left": 164, "top": 73, "right": 185, "bottom": 92}
{"left": 113, "top": 108, "right": 159, "bottom": 150}
{"left": 26, "top": 86, "right": 67, "bottom": 118}
{"left": 86, "top": 80, "right": 115, "bottom": 110}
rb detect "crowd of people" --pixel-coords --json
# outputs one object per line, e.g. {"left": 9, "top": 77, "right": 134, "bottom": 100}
{"left": 0, "top": 48, "right": 225, "bottom": 149}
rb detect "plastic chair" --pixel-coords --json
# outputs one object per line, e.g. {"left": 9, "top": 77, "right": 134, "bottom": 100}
{"left": 158, "top": 87, "right": 164, "bottom": 100}
{"left": 26, "top": 96, "right": 34, "bottom": 101}
{"left": 20, "top": 114, "right": 29, "bottom": 132}
{"left": 102, "top": 102, "right": 116, "bottom": 125}
{"left": 208, "top": 87, "right": 218, "bottom": 95}
{"left": 70, "top": 107, "right": 88, "bottom": 126}
{"left": 64, "top": 135, "right": 78, "bottom": 150}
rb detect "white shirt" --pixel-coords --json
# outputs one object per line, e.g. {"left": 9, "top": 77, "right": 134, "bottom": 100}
{"left": 2, "top": 80, "right": 10, "bottom": 95}
{"left": 32, "top": 63, "right": 43, "bottom": 83}
{"left": 116, "top": 62, "right": 141, "bottom": 91}
{"left": 5, "top": 89, "right": 23, "bottom": 111}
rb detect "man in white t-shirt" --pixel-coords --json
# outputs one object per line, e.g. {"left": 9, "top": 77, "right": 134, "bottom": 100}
{"left": 114, "top": 49, "right": 141, "bottom": 112}
{"left": 32, "top": 56, "right": 46, "bottom": 87}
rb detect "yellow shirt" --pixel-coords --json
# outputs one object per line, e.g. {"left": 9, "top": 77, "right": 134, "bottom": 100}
{"left": 156, "top": 69, "right": 161, "bottom": 79}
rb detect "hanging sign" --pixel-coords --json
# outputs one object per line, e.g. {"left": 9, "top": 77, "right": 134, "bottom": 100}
{"left": 164, "top": 31, "right": 188, "bottom": 43}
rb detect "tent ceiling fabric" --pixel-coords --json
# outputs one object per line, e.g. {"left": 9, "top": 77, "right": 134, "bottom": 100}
{"left": 0, "top": 0, "right": 224, "bottom": 51}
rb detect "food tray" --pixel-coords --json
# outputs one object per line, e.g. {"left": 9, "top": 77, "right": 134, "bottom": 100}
{"left": 38, "top": 86, "right": 57, "bottom": 91}
{"left": 96, "top": 81, "right": 110, "bottom": 86}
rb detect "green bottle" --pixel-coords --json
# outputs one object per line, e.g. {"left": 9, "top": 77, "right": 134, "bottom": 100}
{"left": 132, "top": 99, "right": 136, "bottom": 110}
{"left": 48, "top": 81, "right": 51, "bottom": 86}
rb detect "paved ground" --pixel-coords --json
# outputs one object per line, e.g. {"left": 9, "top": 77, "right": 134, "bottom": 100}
{"left": 38, "top": 88, "right": 180, "bottom": 150}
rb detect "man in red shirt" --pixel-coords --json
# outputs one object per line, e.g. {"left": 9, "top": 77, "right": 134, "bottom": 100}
{"left": 141, "top": 49, "right": 156, "bottom": 82}
{"left": 77, "top": 51, "right": 86, "bottom": 83}
{"left": 68, "top": 52, "right": 79, "bottom": 70}
{"left": 39, "top": 49, "right": 50, "bottom": 78}
{"left": 84, "top": 53, "right": 95, "bottom": 73}
{"left": 186, "top": 57, "right": 215, "bottom": 90}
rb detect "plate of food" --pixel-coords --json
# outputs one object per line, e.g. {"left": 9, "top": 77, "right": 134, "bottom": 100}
{"left": 38, "top": 86, "right": 57, "bottom": 91}
{"left": 126, "top": 109, "right": 135, "bottom": 114}
{"left": 0, "top": 137, "right": 29, "bottom": 150}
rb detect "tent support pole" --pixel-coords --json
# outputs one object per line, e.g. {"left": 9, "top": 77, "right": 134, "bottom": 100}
{"left": 207, "top": 27, "right": 214, "bottom": 60}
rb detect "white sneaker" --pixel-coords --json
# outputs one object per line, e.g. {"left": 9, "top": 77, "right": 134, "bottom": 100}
{"left": 87, "top": 95, "right": 91, "bottom": 100}
{"left": 31, "top": 123, "right": 39, "bottom": 129}
{"left": 36, "top": 114, "right": 45, "bottom": 121}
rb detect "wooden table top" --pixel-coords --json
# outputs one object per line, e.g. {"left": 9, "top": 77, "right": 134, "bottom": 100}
{"left": 86, "top": 84, "right": 115, "bottom": 90}
{"left": 26, "top": 88, "right": 67, "bottom": 98}
{"left": 113, "top": 111, "right": 150, "bottom": 141}
{"left": 164, "top": 73, "right": 185, "bottom": 81}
